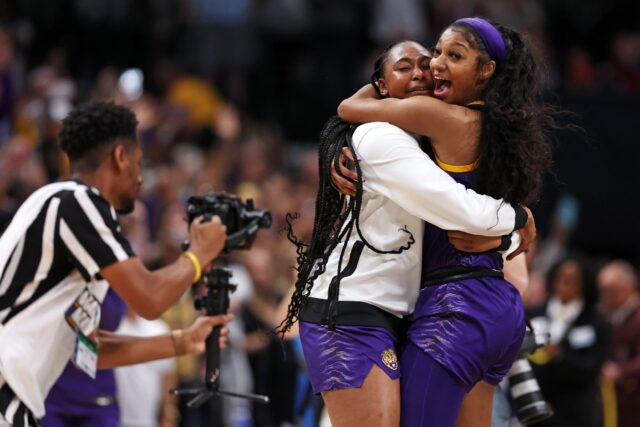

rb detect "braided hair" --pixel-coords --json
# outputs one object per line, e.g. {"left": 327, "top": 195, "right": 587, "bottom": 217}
{"left": 449, "top": 21, "right": 554, "bottom": 205}
{"left": 276, "top": 116, "right": 414, "bottom": 335}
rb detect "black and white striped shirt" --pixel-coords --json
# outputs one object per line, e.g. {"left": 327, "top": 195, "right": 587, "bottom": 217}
{"left": 0, "top": 180, "right": 133, "bottom": 420}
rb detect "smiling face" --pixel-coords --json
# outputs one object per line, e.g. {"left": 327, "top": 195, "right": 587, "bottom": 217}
{"left": 430, "top": 27, "right": 496, "bottom": 105}
{"left": 377, "top": 41, "right": 434, "bottom": 100}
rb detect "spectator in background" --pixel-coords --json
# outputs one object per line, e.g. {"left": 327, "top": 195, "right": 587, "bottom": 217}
{"left": 184, "top": 0, "right": 257, "bottom": 107}
{"left": 528, "top": 253, "right": 611, "bottom": 427}
{"left": 0, "top": 28, "right": 17, "bottom": 142}
{"left": 0, "top": 135, "right": 47, "bottom": 211}
{"left": 598, "top": 260, "right": 640, "bottom": 427}
{"left": 116, "top": 306, "right": 179, "bottom": 427}
{"left": 114, "top": 200, "right": 180, "bottom": 427}
{"left": 532, "top": 195, "right": 580, "bottom": 276}
{"left": 237, "top": 247, "right": 284, "bottom": 427}
{"left": 525, "top": 195, "right": 581, "bottom": 308}
{"left": 600, "top": 31, "right": 640, "bottom": 97}
{"left": 565, "top": 47, "right": 596, "bottom": 89}
{"left": 369, "top": 0, "right": 429, "bottom": 47}
{"left": 10, "top": 65, "right": 75, "bottom": 181}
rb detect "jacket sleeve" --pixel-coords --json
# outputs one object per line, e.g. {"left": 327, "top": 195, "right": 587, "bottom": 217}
{"left": 354, "top": 123, "right": 517, "bottom": 236}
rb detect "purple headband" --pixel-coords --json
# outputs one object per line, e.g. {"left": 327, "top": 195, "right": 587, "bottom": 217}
{"left": 454, "top": 17, "right": 506, "bottom": 64}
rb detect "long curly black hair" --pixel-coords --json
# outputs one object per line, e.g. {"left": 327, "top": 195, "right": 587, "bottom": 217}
{"left": 450, "top": 21, "right": 554, "bottom": 205}
{"left": 276, "top": 116, "right": 414, "bottom": 335}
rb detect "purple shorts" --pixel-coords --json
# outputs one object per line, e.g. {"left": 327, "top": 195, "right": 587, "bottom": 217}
{"left": 299, "top": 322, "right": 402, "bottom": 393}
{"left": 407, "top": 276, "right": 525, "bottom": 391}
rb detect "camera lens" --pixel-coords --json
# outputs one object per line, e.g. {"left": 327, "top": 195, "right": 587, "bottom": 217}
{"left": 507, "top": 357, "right": 554, "bottom": 425}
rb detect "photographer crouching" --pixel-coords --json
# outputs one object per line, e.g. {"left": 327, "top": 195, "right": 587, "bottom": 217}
{"left": 0, "top": 102, "right": 232, "bottom": 427}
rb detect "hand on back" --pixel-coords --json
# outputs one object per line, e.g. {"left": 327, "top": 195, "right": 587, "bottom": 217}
{"left": 183, "top": 314, "right": 233, "bottom": 354}
{"left": 330, "top": 147, "right": 360, "bottom": 197}
{"left": 448, "top": 207, "right": 536, "bottom": 258}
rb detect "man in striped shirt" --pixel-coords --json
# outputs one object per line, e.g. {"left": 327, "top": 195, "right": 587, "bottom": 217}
{"left": 0, "top": 102, "right": 230, "bottom": 426}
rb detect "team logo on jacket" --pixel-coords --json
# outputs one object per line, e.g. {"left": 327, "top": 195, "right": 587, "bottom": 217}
{"left": 381, "top": 348, "right": 399, "bottom": 371}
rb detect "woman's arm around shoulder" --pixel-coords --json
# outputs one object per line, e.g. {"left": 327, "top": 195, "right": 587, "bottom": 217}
{"left": 338, "top": 84, "right": 476, "bottom": 140}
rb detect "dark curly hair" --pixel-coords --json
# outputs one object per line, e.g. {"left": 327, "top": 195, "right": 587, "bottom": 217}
{"left": 58, "top": 101, "right": 138, "bottom": 170}
{"left": 276, "top": 116, "right": 414, "bottom": 335}
{"left": 449, "top": 21, "right": 554, "bottom": 205}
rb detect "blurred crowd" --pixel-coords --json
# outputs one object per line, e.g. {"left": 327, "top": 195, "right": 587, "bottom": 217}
{"left": 0, "top": 0, "right": 639, "bottom": 426}
{"left": 0, "top": 0, "right": 639, "bottom": 140}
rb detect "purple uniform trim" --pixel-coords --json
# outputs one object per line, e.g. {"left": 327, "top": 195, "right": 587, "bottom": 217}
{"left": 299, "top": 321, "right": 401, "bottom": 393}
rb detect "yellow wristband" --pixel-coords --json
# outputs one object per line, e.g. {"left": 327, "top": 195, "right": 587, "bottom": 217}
{"left": 181, "top": 251, "right": 202, "bottom": 283}
{"left": 171, "top": 329, "right": 186, "bottom": 356}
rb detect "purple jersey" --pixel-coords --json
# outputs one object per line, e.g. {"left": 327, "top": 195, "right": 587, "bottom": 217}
{"left": 421, "top": 167, "right": 503, "bottom": 280}
{"left": 406, "top": 163, "right": 525, "bottom": 393}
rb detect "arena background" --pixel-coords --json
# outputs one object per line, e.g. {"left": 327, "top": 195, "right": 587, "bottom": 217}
{"left": 0, "top": 1, "right": 639, "bottom": 426}
{"left": 1, "top": 0, "right": 638, "bottom": 262}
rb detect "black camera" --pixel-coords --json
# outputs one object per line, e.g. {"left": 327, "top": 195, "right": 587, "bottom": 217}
{"left": 186, "top": 192, "right": 272, "bottom": 251}
{"left": 506, "top": 329, "right": 553, "bottom": 425}
{"left": 173, "top": 193, "right": 272, "bottom": 407}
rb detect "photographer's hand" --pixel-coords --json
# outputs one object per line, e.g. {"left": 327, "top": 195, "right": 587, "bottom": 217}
{"left": 178, "top": 314, "right": 233, "bottom": 355}
{"left": 96, "top": 314, "right": 233, "bottom": 369}
{"left": 189, "top": 216, "right": 227, "bottom": 266}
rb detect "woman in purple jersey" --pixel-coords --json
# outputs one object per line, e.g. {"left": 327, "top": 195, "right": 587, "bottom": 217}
{"left": 337, "top": 18, "right": 555, "bottom": 427}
